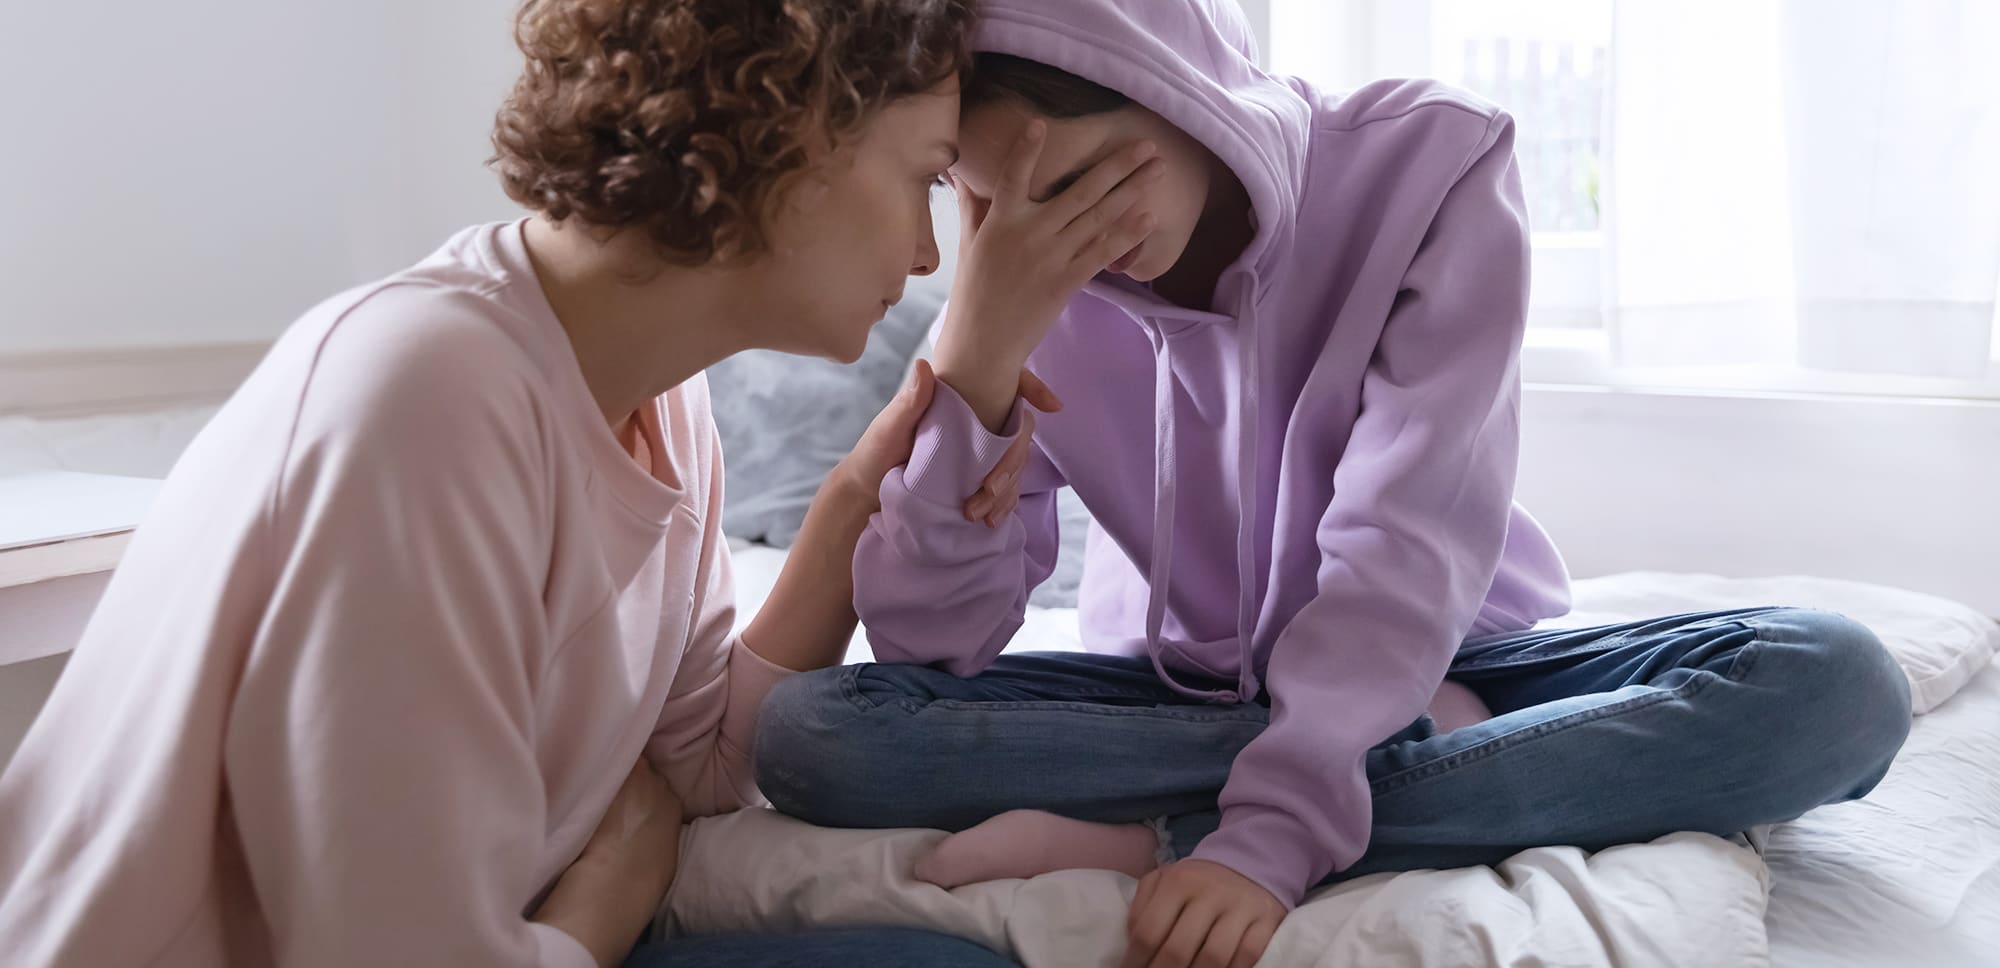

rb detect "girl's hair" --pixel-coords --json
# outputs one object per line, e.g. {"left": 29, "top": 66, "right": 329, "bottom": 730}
{"left": 492, "top": 0, "right": 976, "bottom": 265}
{"left": 962, "top": 52, "right": 1129, "bottom": 119}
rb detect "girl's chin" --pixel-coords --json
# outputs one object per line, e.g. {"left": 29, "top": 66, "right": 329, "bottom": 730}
{"left": 1119, "top": 258, "right": 1167, "bottom": 283}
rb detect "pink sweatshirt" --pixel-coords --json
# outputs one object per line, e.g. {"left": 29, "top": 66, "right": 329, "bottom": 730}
{"left": 0, "top": 221, "right": 791, "bottom": 966}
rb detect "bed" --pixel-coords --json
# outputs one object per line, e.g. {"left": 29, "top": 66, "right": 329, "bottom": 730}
{"left": 664, "top": 545, "right": 2000, "bottom": 967}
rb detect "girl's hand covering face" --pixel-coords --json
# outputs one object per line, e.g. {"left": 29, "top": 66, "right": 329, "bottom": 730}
{"left": 945, "top": 120, "right": 1164, "bottom": 365}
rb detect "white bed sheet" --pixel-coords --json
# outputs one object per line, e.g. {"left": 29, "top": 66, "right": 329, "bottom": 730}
{"left": 1764, "top": 656, "right": 2000, "bottom": 968}
{"left": 723, "top": 544, "right": 2000, "bottom": 965}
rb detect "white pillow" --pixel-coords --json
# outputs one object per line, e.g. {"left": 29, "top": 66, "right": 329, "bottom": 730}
{"left": 1545, "top": 573, "right": 2000, "bottom": 715}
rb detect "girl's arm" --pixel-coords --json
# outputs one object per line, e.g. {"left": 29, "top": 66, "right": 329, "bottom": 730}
{"left": 851, "top": 378, "right": 1066, "bottom": 674}
{"left": 1190, "top": 111, "right": 1533, "bottom": 908}
{"left": 848, "top": 126, "right": 1153, "bottom": 674}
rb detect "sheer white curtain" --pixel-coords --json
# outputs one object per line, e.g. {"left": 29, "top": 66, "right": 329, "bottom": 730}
{"left": 1603, "top": 0, "right": 2000, "bottom": 378}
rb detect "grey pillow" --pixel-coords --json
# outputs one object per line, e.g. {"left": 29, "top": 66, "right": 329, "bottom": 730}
{"left": 710, "top": 289, "right": 943, "bottom": 546}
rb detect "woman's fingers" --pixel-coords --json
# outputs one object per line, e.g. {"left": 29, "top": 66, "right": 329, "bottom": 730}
{"left": 882, "top": 358, "right": 936, "bottom": 443}
{"left": 908, "top": 357, "right": 936, "bottom": 413}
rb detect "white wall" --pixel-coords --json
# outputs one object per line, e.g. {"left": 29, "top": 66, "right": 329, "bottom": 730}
{"left": 0, "top": 1, "right": 526, "bottom": 355}
{"left": 1518, "top": 387, "right": 2000, "bottom": 617}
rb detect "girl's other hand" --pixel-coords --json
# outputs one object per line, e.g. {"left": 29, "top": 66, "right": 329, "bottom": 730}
{"left": 964, "top": 369, "right": 1063, "bottom": 527}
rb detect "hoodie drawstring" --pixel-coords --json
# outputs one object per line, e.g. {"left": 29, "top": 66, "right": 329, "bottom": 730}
{"left": 1139, "top": 310, "right": 1261, "bottom": 705}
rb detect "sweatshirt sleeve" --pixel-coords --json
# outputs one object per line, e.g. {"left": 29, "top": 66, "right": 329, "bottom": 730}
{"left": 1190, "top": 113, "right": 1531, "bottom": 907}
{"left": 851, "top": 380, "right": 1064, "bottom": 675}
{"left": 646, "top": 420, "right": 795, "bottom": 818}
{"left": 221, "top": 324, "right": 595, "bottom": 967}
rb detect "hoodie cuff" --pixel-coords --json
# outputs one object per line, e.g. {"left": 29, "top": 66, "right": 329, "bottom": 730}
{"left": 1188, "top": 806, "right": 1334, "bottom": 911}
{"left": 897, "top": 380, "right": 1033, "bottom": 508}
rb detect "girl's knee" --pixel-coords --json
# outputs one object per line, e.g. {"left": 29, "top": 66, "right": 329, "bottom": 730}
{"left": 1753, "top": 608, "right": 1912, "bottom": 792}
{"left": 753, "top": 668, "right": 864, "bottom": 818}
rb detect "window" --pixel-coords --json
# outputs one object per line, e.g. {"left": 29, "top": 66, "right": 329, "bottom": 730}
{"left": 1430, "top": 0, "right": 1608, "bottom": 237}
{"left": 1262, "top": 0, "right": 2000, "bottom": 400}
{"left": 1268, "top": 0, "right": 1611, "bottom": 331}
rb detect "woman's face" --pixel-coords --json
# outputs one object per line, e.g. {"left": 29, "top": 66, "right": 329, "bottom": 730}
{"left": 746, "top": 81, "right": 960, "bottom": 363}
{"left": 950, "top": 98, "right": 1213, "bottom": 284}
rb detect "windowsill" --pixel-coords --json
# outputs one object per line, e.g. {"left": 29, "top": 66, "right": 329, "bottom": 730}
{"left": 1522, "top": 328, "right": 2000, "bottom": 404}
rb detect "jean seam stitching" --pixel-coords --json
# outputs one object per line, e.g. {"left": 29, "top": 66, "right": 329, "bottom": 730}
{"left": 1451, "top": 636, "right": 1631, "bottom": 673}
{"left": 840, "top": 666, "right": 885, "bottom": 716}
{"left": 926, "top": 698, "right": 1269, "bottom": 722}
{"left": 1370, "top": 673, "right": 1713, "bottom": 795}
{"left": 1722, "top": 623, "right": 1764, "bottom": 683}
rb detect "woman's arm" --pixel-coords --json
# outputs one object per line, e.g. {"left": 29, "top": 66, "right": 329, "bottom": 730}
{"left": 531, "top": 760, "right": 684, "bottom": 967}
{"left": 745, "top": 361, "right": 1062, "bottom": 673}
{"left": 736, "top": 364, "right": 920, "bottom": 673}
{"left": 224, "top": 332, "right": 614, "bottom": 967}
{"left": 648, "top": 363, "right": 1050, "bottom": 815}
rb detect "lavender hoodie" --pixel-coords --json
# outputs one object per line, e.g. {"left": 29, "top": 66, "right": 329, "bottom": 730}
{"left": 854, "top": 0, "right": 1572, "bottom": 906}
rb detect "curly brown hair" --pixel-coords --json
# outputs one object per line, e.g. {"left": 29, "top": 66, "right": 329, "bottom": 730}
{"left": 492, "top": 0, "right": 976, "bottom": 266}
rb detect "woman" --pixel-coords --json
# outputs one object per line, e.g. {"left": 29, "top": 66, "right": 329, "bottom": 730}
{"left": 0, "top": 1, "right": 1150, "bottom": 964}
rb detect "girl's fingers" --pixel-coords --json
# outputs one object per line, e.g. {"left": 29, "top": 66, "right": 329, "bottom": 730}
{"left": 1046, "top": 140, "right": 1158, "bottom": 225}
{"left": 994, "top": 120, "right": 1048, "bottom": 206}
{"left": 1124, "top": 885, "right": 1188, "bottom": 968}
{"left": 1127, "top": 870, "right": 1162, "bottom": 935}
{"left": 1194, "top": 911, "right": 1253, "bottom": 968}
{"left": 995, "top": 438, "right": 1030, "bottom": 480}
{"left": 1078, "top": 209, "right": 1159, "bottom": 274}
{"left": 1229, "top": 919, "right": 1278, "bottom": 968}
{"left": 1059, "top": 158, "right": 1163, "bottom": 249}
{"left": 1146, "top": 900, "right": 1216, "bottom": 968}
{"left": 1018, "top": 368, "right": 1064, "bottom": 413}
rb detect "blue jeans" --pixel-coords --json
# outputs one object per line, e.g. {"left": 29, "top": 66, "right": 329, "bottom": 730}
{"left": 624, "top": 928, "right": 1018, "bottom": 967}
{"left": 753, "top": 608, "right": 1911, "bottom": 882}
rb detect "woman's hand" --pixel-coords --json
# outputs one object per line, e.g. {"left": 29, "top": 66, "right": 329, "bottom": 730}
{"left": 935, "top": 121, "right": 1162, "bottom": 430}
{"left": 832, "top": 358, "right": 940, "bottom": 509}
{"left": 832, "top": 360, "right": 1064, "bottom": 525}
{"left": 532, "top": 759, "right": 686, "bottom": 968}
